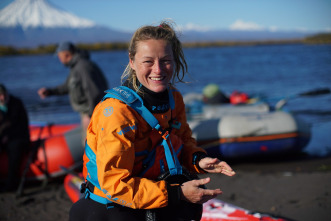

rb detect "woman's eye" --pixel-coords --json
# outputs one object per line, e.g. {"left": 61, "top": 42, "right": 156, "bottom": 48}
{"left": 144, "top": 60, "right": 153, "bottom": 64}
{"left": 162, "top": 60, "right": 172, "bottom": 64}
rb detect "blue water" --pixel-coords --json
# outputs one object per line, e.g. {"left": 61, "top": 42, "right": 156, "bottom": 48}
{"left": 1, "top": 44, "right": 331, "bottom": 156}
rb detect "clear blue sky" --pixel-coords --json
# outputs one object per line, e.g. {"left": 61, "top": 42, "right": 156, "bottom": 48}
{"left": 1, "top": 0, "right": 330, "bottom": 32}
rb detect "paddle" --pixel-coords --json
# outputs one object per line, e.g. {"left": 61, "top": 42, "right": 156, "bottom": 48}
{"left": 275, "top": 87, "right": 330, "bottom": 110}
{"left": 298, "top": 88, "right": 330, "bottom": 96}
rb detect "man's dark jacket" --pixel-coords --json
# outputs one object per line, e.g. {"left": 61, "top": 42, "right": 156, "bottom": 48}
{"left": 49, "top": 51, "right": 109, "bottom": 116}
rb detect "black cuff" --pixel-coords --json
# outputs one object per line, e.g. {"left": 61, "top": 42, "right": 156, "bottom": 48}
{"left": 166, "top": 183, "right": 181, "bottom": 206}
{"left": 192, "top": 152, "right": 208, "bottom": 169}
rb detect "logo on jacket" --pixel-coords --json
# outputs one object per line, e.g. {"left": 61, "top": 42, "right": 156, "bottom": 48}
{"left": 152, "top": 104, "right": 169, "bottom": 112}
{"left": 103, "top": 106, "right": 113, "bottom": 117}
{"left": 113, "top": 87, "right": 135, "bottom": 103}
{"left": 117, "top": 124, "right": 137, "bottom": 135}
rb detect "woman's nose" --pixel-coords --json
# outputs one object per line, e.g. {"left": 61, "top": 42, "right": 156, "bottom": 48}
{"left": 153, "top": 61, "right": 162, "bottom": 74}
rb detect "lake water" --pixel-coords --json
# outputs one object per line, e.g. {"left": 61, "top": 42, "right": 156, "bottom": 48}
{"left": 1, "top": 44, "right": 331, "bottom": 156}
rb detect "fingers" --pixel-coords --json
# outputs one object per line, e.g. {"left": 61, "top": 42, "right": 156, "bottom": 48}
{"left": 197, "top": 177, "right": 211, "bottom": 186}
{"left": 199, "top": 157, "right": 236, "bottom": 176}
{"left": 202, "top": 185, "right": 222, "bottom": 196}
{"left": 195, "top": 178, "right": 223, "bottom": 195}
{"left": 216, "top": 165, "right": 236, "bottom": 176}
{"left": 199, "top": 157, "right": 219, "bottom": 171}
{"left": 197, "top": 181, "right": 223, "bottom": 204}
{"left": 216, "top": 161, "right": 236, "bottom": 176}
{"left": 182, "top": 178, "right": 223, "bottom": 204}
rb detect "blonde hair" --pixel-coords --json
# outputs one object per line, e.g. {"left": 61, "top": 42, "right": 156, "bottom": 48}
{"left": 121, "top": 20, "right": 188, "bottom": 92}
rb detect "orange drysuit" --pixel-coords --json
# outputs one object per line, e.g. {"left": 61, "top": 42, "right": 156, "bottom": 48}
{"left": 83, "top": 86, "right": 206, "bottom": 209}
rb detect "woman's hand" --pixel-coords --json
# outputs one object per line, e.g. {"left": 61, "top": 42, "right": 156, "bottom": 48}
{"left": 180, "top": 177, "right": 222, "bottom": 204}
{"left": 199, "top": 157, "right": 235, "bottom": 176}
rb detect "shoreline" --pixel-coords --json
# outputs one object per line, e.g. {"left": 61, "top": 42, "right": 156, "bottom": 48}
{"left": 1, "top": 37, "right": 331, "bottom": 57}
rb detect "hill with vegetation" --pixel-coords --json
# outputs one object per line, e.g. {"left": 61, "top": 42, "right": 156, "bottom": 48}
{"left": 303, "top": 33, "right": 331, "bottom": 44}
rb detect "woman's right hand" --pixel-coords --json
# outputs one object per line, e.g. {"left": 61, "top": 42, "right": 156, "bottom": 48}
{"left": 180, "top": 177, "right": 222, "bottom": 204}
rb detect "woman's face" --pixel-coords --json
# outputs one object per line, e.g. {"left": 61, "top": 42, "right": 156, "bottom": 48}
{"left": 130, "top": 39, "right": 174, "bottom": 93}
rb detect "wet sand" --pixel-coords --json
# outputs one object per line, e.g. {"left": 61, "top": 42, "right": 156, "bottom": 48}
{"left": 1, "top": 155, "right": 331, "bottom": 221}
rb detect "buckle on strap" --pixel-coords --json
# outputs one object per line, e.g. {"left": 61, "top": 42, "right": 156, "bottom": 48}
{"left": 158, "top": 129, "right": 169, "bottom": 140}
{"left": 154, "top": 124, "right": 169, "bottom": 140}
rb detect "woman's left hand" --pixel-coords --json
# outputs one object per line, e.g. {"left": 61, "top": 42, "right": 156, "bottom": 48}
{"left": 199, "top": 157, "right": 236, "bottom": 176}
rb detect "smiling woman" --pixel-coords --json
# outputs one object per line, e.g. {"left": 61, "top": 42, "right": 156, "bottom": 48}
{"left": 122, "top": 22, "right": 188, "bottom": 93}
{"left": 129, "top": 39, "right": 174, "bottom": 93}
{"left": 68, "top": 20, "right": 235, "bottom": 221}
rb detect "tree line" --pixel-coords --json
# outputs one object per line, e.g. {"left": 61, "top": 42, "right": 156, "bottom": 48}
{"left": 1, "top": 33, "right": 330, "bottom": 56}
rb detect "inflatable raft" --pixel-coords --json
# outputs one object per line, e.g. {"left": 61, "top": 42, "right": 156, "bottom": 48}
{"left": 184, "top": 92, "right": 311, "bottom": 159}
{"left": 64, "top": 173, "right": 289, "bottom": 221}
{"left": 187, "top": 110, "right": 311, "bottom": 159}
{"left": 0, "top": 123, "right": 84, "bottom": 180}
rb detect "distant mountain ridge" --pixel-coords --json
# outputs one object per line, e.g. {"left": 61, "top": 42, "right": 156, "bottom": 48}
{"left": 179, "top": 29, "right": 313, "bottom": 42}
{"left": 0, "top": 0, "right": 318, "bottom": 48}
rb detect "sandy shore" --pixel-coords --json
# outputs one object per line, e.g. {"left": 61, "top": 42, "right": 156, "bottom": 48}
{"left": 1, "top": 155, "right": 331, "bottom": 221}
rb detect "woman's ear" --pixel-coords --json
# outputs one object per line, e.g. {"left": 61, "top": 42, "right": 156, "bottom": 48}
{"left": 129, "top": 57, "right": 135, "bottom": 70}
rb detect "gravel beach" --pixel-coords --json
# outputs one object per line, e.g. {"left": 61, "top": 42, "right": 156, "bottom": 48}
{"left": 1, "top": 155, "right": 330, "bottom": 221}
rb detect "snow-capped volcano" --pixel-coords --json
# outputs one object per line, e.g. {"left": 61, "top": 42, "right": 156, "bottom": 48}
{"left": 0, "top": 0, "right": 96, "bottom": 29}
{"left": 0, "top": 0, "right": 132, "bottom": 47}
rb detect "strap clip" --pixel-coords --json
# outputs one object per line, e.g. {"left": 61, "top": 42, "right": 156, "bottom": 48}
{"left": 154, "top": 124, "right": 169, "bottom": 140}
{"left": 158, "top": 129, "right": 169, "bottom": 140}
